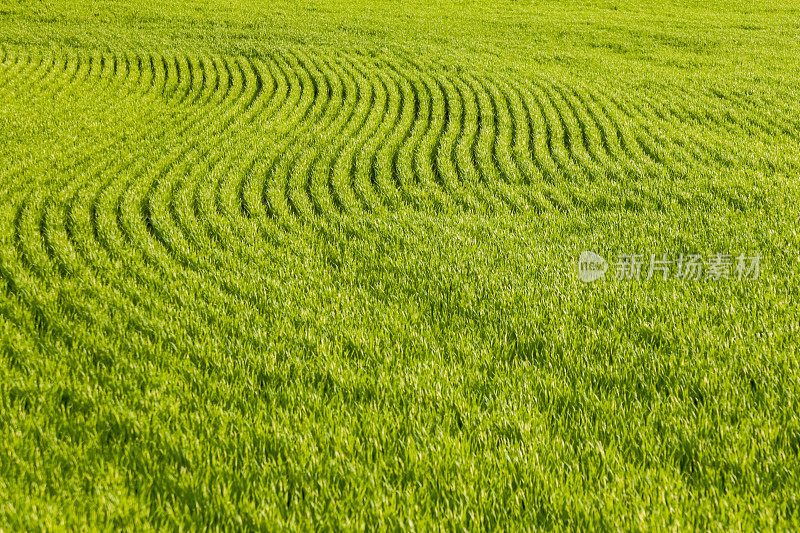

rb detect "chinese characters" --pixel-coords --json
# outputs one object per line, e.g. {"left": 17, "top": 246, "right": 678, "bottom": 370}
{"left": 613, "top": 253, "right": 760, "bottom": 281}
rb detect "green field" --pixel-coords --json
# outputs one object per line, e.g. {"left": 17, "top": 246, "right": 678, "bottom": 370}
{"left": 1, "top": 0, "right": 800, "bottom": 529}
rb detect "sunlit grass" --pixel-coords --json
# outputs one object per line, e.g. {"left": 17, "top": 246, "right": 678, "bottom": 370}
{"left": 1, "top": 0, "right": 799, "bottom": 529}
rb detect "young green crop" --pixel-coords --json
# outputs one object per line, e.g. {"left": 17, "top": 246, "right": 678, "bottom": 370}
{"left": 1, "top": 0, "right": 800, "bottom": 529}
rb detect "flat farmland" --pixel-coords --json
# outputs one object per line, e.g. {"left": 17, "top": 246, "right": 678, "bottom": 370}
{"left": 1, "top": 0, "right": 799, "bottom": 529}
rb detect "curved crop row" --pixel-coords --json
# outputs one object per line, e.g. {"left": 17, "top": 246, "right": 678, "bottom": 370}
{"left": 1, "top": 41, "right": 795, "bottom": 343}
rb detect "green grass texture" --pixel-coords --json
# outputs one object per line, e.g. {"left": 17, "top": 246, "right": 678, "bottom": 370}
{"left": 1, "top": 0, "right": 800, "bottom": 529}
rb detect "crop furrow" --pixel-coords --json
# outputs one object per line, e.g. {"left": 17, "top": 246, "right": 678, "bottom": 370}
{"left": 433, "top": 66, "right": 483, "bottom": 212}
{"left": 448, "top": 68, "right": 500, "bottom": 214}
{"left": 350, "top": 52, "right": 393, "bottom": 214}
{"left": 465, "top": 70, "right": 526, "bottom": 214}
{"left": 0, "top": 46, "right": 41, "bottom": 93}
{"left": 597, "top": 82, "right": 692, "bottom": 179}
{"left": 365, "top": 54, "right": 406, "bottom": 210}
{"left": 212, "top": 54, "right": 274, "bottom": 224}
{"left": 262, "top": 47, "right": 325, "bottom": 220}
{"left": 239, "top": 54, "right": 293, "bottom": 220}
{"left": 393, "top": 55, "right": 438, "bottom": 211}
{"left": 395, "top": 51, "right": 453, "bottom": 213}
{"left": 316, "top": 49, "right": 380, "bottom": 218}
{"left": 268, "top": 47, "right": 331, "bottom": 220}
{"left": 628, "top": 86, "right": 736, "bottom": 171}
{"left": 484, "top": 70, "right": 550, "bottom": 213}
{"left": 342, "top": 50, "right": 406, "bottom": 216}
{"left": 493, "top": 73, "right": 555, "bottom": 213}
{"left": 375, "top": 53, "right": 418, "bottom": 209}
{"left": 145, "top": 53, "right": 257, "bottom": 269}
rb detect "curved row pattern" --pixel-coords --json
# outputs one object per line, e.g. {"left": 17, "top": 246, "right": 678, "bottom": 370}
{"left": 0, "top": 41, "right": 795, "bottom": 343}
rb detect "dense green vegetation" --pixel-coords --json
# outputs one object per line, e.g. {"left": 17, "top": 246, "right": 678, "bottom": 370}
{"left": 1, "top": 0, "right": 799, "bottom": 529}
